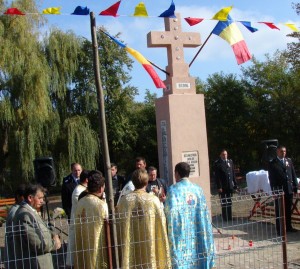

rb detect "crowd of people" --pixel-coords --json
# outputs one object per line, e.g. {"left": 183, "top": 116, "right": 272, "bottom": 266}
{"left": 60, "top": 158, "right": 216, "bottom": 269}
{"left": 4, "top": 145, "right": 298, "bottom": 268}
{"left": 4, "top": 158, "right": 216, "bottom": 269}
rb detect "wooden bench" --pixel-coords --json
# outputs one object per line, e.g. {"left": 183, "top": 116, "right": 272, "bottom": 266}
{"left": 0, "top": 198, "right": 15, "bottom": 218}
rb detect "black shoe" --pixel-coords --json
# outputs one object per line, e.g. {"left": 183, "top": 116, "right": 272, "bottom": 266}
{"left": 286, "top": 228, "right": 298, "bottom": 233}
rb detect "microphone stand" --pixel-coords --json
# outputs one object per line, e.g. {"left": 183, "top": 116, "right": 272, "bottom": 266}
{"left": 44, "top": 191, "right": 68, "bottom": 236}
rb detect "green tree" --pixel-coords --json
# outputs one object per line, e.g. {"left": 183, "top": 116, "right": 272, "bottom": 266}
{"left": 242, "top": 52, "right": 300, "bottom": 168}
{"left": 0, "top": 0, "right": 53, "bottom": 185}
{"left": 284, "top": 3, "right": 300, "bottom": 72}
{"left": 43, "top": 29, "right": 100, "bottom": 178}
{"left": 99, "top": 28, "right": 139, "bottom": 167}
{"left": 129, "top": 90, "right": 159, "bottom": 170}
{"left": 202, "top": 73, "right": 251, "bottom": 170}
{"left": 69, "top": 28, "right": 139, "bottom": 173}
{"left": 0, "top": 0, "right": 99, "bottom": 188}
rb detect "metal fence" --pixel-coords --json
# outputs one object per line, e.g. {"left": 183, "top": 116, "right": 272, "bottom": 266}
{"left": 0, "top": 191, "right": 296, "bottom": 269}
{"left": 211, "top": 191, "right": 287, "bottom": 269}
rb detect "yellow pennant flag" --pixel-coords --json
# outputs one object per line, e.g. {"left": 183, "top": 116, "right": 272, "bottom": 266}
{"left": 133, "top": 2, "right": 148, "bottom": 17}
{"left": 212, "top": 6, "right": 233, "bottom": 21}
{"left": 42, "top": 7, "right": 61, "bottom": 15}
{"left": 284, "top": 23, "right": 299, "bottom": 32}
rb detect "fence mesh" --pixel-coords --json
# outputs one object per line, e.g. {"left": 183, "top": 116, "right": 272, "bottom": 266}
{"left": 0, "top": 191, "right": 296, "bottom": 269}
{"left": 211, "top": 191, "right": 285, "bottom": 269}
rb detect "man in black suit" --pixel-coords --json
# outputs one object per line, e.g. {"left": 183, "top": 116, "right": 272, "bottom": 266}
{"left": 111, "top": 163, "right": 125, "bottom": 205}
{"left": 61, "top": 162, "right": 82, "bottom": 221}
{"left": 268, "top": 145, "right": 298, "bottom": 233}
{"left": 214, "top": 149, "right": 237, "bottom": 221}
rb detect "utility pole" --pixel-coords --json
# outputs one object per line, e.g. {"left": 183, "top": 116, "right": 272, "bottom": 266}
{"left": 90, "top": 11, "right": 119, "bottom": 269}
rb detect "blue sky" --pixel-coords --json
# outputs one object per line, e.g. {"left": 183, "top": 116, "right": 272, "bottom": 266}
{"left": 21, "top": 1, "right": 300, "bottom": 100}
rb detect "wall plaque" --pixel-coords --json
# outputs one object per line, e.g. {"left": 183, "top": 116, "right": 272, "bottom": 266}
{"left": 182, "top": 151, "right": 199, "bottom": 177}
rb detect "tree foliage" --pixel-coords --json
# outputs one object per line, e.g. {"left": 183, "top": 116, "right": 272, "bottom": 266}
{"left": 0, "top": 0, "right": 52, "bottom": 183}
{"left": 200, "top": 2, "right": 300, "bottom": 174}
{"left": 203, "top": 73, "right": 251, "bottom": 170}
{"left": 0, "top": 1, "right": 109, "bottom": 188}
{"left": 69, "top": 28, "right": 140, "bottom": 173}
{"left": 284, "top": 3, "right": 300, "bottom": 71}
{"left": 202, "top": 48, "right": 300, "bottom": 174}
{"left": 128, "top": 90, "right": 159, "bottom": 170}
{"left": 1, "top": 0, "right": 300, "bottom": 193}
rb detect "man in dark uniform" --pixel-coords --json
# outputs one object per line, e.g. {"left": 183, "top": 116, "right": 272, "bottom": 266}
{"left": 111, "top": 163, "right": 125, "bottom": 205}
{"left": 268, "top": 145, "right": 298, "bottom": 233}
{"left": 61, "top": 162, "right": 82, "bottom": 221}
{"left": 214, "top": 149, "right": 237, "bottom": 221}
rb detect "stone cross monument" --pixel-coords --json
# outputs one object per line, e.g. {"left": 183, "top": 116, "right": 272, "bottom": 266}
{"left": 147, "top": 13, "right": 211, "bottom": 201}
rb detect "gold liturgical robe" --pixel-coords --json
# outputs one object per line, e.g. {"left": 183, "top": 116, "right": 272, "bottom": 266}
{"left": 116, "top": 190, "right": 171, "bottom": 269}
{"left": 74, "top": 194, "right": 108, "bottom": 269}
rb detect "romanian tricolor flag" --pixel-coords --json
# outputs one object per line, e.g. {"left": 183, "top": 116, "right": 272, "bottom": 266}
{"left": 212, "top": 15, "right": 252, "bottom": 65}
{"left": 103, "top": 32, "right": 166, "bottom": 89}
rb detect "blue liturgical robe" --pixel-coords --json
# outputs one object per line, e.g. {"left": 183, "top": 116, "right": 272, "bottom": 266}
{"left": 164, "top": 178, "right": 215, "bottom": 269}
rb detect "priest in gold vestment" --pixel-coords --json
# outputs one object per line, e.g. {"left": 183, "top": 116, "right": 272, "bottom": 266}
{"left": 74, "top": 170, "right": 108, "bottom": 269}
{"left": 116, "top": 168, "right": 171, "bottom": 269}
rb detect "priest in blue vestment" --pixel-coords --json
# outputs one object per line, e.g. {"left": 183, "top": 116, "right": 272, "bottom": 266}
{"left": 164, "top": 162, "right": 216, "bottom": 269}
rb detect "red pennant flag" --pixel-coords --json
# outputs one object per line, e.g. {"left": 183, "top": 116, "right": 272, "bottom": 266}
{"left": 258, "top": 22, "right": 280, "bottom": 30}
{"left": 4, "top": 8, "right": 25, "bottom": 15}
{"left": 99, "top": 1, "right": 121, "bottom": 17}
{"left": 184, "top": 17, "right": 204, "bottom": 26}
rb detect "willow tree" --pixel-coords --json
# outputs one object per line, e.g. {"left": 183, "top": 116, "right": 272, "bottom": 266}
{"left": 71, "top": 28, "right": 138, "bottom": 172}
{"left": 0, "top": 0, "right": 53, "bottom": 186}
{"left": 43, "top": 29, "right": 100, "bottom": 180}
{"left": 0, "top": 0, "right": 98, "bottom": 188}
{"left": 99, "top": 28, "right": 139, "bottom": 168}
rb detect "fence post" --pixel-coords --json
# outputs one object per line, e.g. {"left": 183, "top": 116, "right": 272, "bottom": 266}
{"left": 105, "top": 219, "right": 113, "bottom": 269}
{"left": 279, "top": 192, "right": 288, "bottom": 269}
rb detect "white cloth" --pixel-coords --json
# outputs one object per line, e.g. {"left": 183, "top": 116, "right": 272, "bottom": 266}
{"left": 66, "top": 184, "right": 87, "bottom": 266}
{"left": 246, "top": 170, "right": 272, "bottom": 193}
{"left": 117, "top": 181, "right": 135, "bottom": 205}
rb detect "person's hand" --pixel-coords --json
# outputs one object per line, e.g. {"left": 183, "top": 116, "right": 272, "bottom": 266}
{"left": 160, "top": 192, "right": 166, "bottom": 203}
{"left": 218, "top": 188, "right": 223, "bottom": 193}
{"left": 53, "top": 234, "right": 61, "bottom": 250}
{"left": 152, "top": 186, "right": 159, "bottom": 195}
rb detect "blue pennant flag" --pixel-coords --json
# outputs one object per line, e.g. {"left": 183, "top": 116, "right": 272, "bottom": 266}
{"left": 72, "top": 6, "right": 89, "bottom": 15}
{"left": 239, "top": 21, "right": 258, "bottom": 33}
{"left": 159, "top": 1, "right": 176, "bottom": 18}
